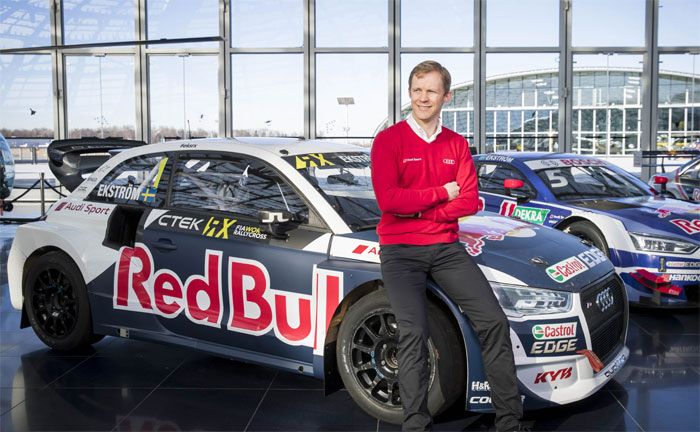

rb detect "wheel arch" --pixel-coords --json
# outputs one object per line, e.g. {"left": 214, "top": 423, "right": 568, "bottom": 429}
{"left": 20, "top": 246, "right": 82, "bottom": 329}
{"left": 322, "top": 278, "right": 472, "bottom": 396}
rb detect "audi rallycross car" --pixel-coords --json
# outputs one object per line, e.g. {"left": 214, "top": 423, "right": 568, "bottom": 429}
{"left": 649, "top": 156, "right": 700, "bottom": 203}
{"left": 473, "top": 152, "right": 700, "bottom": 308}
{"left": 8, "top": 138, "right": 628, "bottom": 423}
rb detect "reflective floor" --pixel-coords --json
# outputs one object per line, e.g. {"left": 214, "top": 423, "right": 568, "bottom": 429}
{"left": 1, "top": 225, "right": 699, "bottom": 431}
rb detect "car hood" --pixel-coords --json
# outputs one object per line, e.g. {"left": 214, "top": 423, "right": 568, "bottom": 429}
{"left": 330, "top": 212, "right": 614, "bottom": 292}
{"left": 565, "top": 196, "right": 700, "bottom": 241}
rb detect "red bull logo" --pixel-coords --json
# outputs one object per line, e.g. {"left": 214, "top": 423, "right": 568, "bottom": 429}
{"left": 670, "top": 218, "right": 700, "bottom": 234}
{"left": 114, "top": 244, "right": 342, "bottom": 352}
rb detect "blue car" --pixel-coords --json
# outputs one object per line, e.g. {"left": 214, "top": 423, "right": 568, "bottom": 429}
{"left": 473, "top": 152, "right": 700, "bottom": 307}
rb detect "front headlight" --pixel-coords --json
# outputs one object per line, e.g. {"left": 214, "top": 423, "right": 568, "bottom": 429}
{"left": 491, "top": 283, "right": 572, "bottom": 317}
{"left": 629, "top": 232, "right": 699, "bottom": 254}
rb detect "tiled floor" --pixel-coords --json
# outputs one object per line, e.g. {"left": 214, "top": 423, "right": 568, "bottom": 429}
{"left": 1, "top": 225, "right": 699, "bottom": 431}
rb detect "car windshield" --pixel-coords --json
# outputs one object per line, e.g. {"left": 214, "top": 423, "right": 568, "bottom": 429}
{"left": 284, "top": 151, "right": 380, "bottom": 230}
{"left": 534, "top": 164, "right": 649, "bottom": 200}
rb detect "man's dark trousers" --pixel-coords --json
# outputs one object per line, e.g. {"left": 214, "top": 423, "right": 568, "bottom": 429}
{"left": 380, "top": 241, "right": 523, "bottom": 432}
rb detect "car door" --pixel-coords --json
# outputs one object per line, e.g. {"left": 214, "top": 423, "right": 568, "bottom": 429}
{"left": 138, "top": 151, "right": 333, "bottom": 364}
{"left": 475, "top": 161, "right": 559, "bottom": 227}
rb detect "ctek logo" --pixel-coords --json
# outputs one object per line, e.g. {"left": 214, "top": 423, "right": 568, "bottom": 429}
{"left": 352, "top": 244, "right": 379, "bottom": 256}
{"left": 532, "top": 322, "right": 577, "bottom": 340}
{"left": 534, "top": 367, "right": 572, "bottom": 384}
{"left": 669, "top": 218, "right": 700, "bottom": 234}
{"left": 294, "top": 153, "right": 335, "bottom": 169}
{"left": 546, "top": 256, "right": 588, "bottom": 283}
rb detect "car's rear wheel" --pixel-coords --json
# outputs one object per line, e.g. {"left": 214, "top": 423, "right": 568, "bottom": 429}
{"left": 563, "top": 221, "right": 609, "bottom": 256}
{"left": 336, "top": 290, "right": 465, "bottom": 424}
{"left": 24, "top": 251, "right": 103, "bottom": 350}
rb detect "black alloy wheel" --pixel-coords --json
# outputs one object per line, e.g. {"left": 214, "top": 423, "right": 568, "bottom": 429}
{"left": 30, "top": 267, "right": 79, "bottom": 338}
{"left": 24, "top": 251, "right": 103, "bottom": 350}
{"left": 337, "top": 290, "right": 464, "bottom": 424}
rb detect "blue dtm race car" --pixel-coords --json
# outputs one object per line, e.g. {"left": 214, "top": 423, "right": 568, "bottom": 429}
{"left": 8, "top": 138, "right": 628, "bottom": 424}
{"left": 473, "top": 152, "right": 700, "bottom": 308}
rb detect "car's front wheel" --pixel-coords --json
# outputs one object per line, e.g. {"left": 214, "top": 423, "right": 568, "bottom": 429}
{"left": 336, "top": 290, "right": 465, "bottom": 424}
{"left": 24, "top": 251, "right": 103, "bottom": 350}
{"left": 563, "top": 221, "right": 609, "bottom": 256}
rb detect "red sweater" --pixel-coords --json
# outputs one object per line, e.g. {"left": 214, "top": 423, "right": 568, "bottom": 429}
{"left": 371, "top": 121, "right": 479, "bottom": 245}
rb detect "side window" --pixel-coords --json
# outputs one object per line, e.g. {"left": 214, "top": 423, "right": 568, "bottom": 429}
{"left": 680, "top": 160, "right": 700, "bottom": 181}
{"left": 170, "top": 154, "right": 308, "bottom": 220}
{"left": 477, "top": 163, "right": 535, "bottom": 197}
{"left": 88, "top": 153, "right": 170, "bottom": 207}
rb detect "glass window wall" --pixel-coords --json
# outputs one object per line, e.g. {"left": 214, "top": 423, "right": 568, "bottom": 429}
{"left": 149, "top": 55, "right": 218, "bottom": 142}
{"left": 486, "top": 53, "right": 559, "bottom": 152}
{"left": 316, "top": 0, "right": 387, "bottom": 47}
{"left": 231, "top": 54, "right": 303, "bottom": 137}
{"left": 66, "top": 55, "right": 135, "bottom": 139}
{"left": 657, "top": 54, "right": 700, "bottom": 150}
{"left": 487, "top": 0, "right": 558, "bottom": 47}
{"left": 147, "top": 0, "right": 219, "bottom": 48}
{"left": 315, "top": 54, "right": 388, "bottom": 139}
{"left": 63, "top": 0, "right": 136, "bottom": 45}
{"left": 401, "top": 0, "right": 472, "bottom": 47}
{"left": 0, "top": 0, "right": 51, "bottom": 49}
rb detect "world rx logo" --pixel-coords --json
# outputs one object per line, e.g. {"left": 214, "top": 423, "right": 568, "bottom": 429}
{"left": 295, "top": 153, "right": 335, "bottom": 169}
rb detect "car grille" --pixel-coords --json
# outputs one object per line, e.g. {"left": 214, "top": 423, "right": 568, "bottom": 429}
{"left": 581, "top": 274, "right": 627, "bottom": 365}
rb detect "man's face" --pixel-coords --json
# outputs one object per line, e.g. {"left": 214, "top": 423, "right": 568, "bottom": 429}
{"left": 409, "top": 70, "right": 452, "bottom": 125}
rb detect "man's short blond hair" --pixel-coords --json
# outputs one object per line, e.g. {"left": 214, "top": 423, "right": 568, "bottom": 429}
{"left": 408, "top": 60, "right": 452, "bottom": 94}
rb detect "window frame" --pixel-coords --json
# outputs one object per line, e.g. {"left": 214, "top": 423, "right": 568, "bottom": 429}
{"left": 86, "top": 152, "right": 172, "bottom": 208}
{"left": 165, "top": 151, "right": 330, "bottom": 231}
{"left": 475, "top": 161, "right": 538, "bottom": 199}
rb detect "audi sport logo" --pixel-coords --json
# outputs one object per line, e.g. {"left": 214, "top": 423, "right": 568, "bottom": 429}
{"left": 595, "top": 287, "right": 614, "bottom": 312}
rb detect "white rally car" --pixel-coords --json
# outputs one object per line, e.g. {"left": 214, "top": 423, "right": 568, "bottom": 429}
{"left": 7, "top": 138, "right": 628, "bottom": 423}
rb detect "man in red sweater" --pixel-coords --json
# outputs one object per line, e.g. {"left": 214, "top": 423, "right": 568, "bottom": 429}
{"left": 371, "top": 61, "right": 523, "bottom": 432}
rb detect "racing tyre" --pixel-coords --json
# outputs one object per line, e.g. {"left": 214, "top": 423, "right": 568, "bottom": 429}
{"left": 563, "top": 221, "right": 609, "bottom": 256}
{"left": 24, "top": 251, "right": 103, "bottom": 350}
{"left": 336, "top": 290, "right": 465, "bottom": 424}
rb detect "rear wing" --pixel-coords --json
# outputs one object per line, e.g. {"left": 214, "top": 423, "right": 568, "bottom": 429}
{"left": 633, "top": 150, "right": 700, "bottom": 173}
{"left": 48, "top": 138, "right": 146, "bottom": 192}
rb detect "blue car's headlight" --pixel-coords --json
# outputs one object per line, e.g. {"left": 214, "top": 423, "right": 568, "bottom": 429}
{"left": 490, "top": 283, "right": 573, "bottom": 317}
{"left": 629, "top": 232, "right": 699, "bottom": 254}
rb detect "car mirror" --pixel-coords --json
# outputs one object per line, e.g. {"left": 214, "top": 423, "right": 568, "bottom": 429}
{"left": 258, "top": 210, "right": 308, "bottom": 239}
{"left": 503, "top": 179, "right": 530, "bottom": 204}
{"left": 652, "top": 175, "right": 673, "bottom": 197}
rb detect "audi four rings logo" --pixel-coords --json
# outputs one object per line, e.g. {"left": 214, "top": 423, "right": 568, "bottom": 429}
{"left": 595, "top": 287, "right": 614, "bottom": 312}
